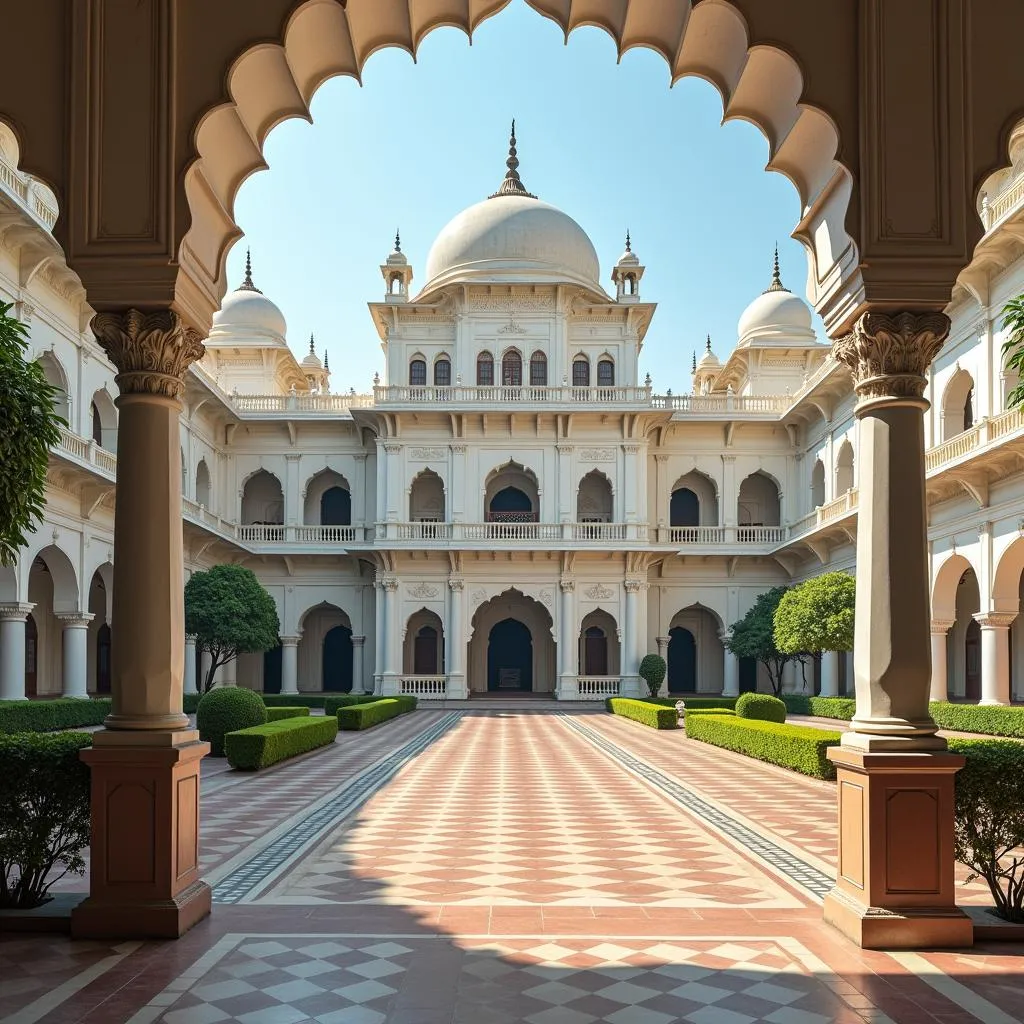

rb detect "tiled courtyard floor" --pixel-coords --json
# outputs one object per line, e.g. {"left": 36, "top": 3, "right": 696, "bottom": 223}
{"left": 2, "top": 708, "right": 1023, "bottom": 1023}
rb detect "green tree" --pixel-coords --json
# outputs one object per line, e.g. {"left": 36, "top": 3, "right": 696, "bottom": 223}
{"left": 638, "top": 654, "right": 667, "bottom": 698}
{"left": 773, "top": 572, "right": 856, "bottom": 658}
{"left": 184, "top": 564, "right": 280, "bottom": 692}
{"left": 0, "top": 303, "right": 64, "bottom": 566}
{"left": 1001, "top": 296, "right": 1024, "bottom": 409}
{"left": 723, "top": 586, "right": 800, "bottom": 696}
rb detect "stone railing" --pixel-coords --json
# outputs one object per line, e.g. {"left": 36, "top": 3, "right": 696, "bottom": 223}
{"left": 399, "top": 675, "right": 447, "bottom": 698}
{"left": 396, "top": 522, "right": 454, "bottom": 541}
{"left": 383, "top": 522, "right": 645, "bottom": 543}
{"left": 572, "top": 522, "right": 628, "bottom": 541}
{"left": 669, "top": 525, "right": 786, "bottom": 545}
{"left": 0, "top": 154, "right": 57, "bottom": 230}
{"left": 982, "top": 174, "right": 1024, "bottom": 231}
{"left": 55, "top": 427, "right": 117, "bottom": 478}
{"left": 925, "top": 425, "right": 982, "bottom": 471}
{"left": 231, "top": 393, "right": 375, "bottom": 414}
{"left": 987, "top": 404, "right": 1024, "bottom": 442}
{"left": 577, "top": 676, "right": 621, "bottom": 699}
{"left": 785, "top": 489, "right": 859, "bottom": 544}
{"left": 375, "top": 384, "right": 651, "bottom": 406}
{"left": 651, "top": 393, "right": 791, "bottom": 414}
{"left": 669, "top": 525, "right": 726, "bottom": 544}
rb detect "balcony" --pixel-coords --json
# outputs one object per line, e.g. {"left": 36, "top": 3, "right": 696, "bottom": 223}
{"left": 785, "top": 489, "right": 860, "bottom": 545}
{"left": 230, "top": 393, "right": 375, "bottom": 416}
{"left": 651, "top": 393, "right": 791, "bottom": 416}
{"left": 0, "top": 153, "right": 58, "bottom": 231}
{"left": 53, "top": 427, "right": 117, "bottom": 481}
{"left": 382, "top": 521, "right": 647, "bottom": 544}
{"left": 374, "top": 384, "right": 651, "bottom": 408}
{"left": 926, "top": 406, "right": 1024, "bottom": 475}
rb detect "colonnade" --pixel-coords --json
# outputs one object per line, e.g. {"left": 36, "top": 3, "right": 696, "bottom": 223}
{"left": 0, "top": 604, "right": 96, "bottom": 700}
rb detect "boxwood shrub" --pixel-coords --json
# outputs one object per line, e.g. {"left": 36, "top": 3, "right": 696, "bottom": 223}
{"left": 261, "top": 693, "right": 327, "bottom": 708}
{"left": 183, "top": 693, "right": 201, "bottom": 714}
{"left": 265, "top": 706, "right": 310, "bottom": 722}
{"left": 685, "top": 713, "right": 841, "bottom": 779}
{"left": 781, "top": 695, "right": 856, "bottom": 720}
{"left": 735, "top": 692, "right": 787, "bottom": 723}
{"left": 606, "top": 698, "right": 678, "bottom": 729}
{"left": 337, "top": 697, "right": 416, "bottom": 731}
{"left": 0, "top": 697, "right": 111, "bottom": 734}
{"left": 196, "top": 687, "right": 267, "bottom": 756}
{"left": 324, "top": 694, "right": 388, "bottom": 716}
{"left": 930, "top": 702, "right": 1024, "bottom": 738}
{"left": 683, "top": 707, "right": 736, "bottom": 717}
{"left": 225, "top": 716, "right": 339, "bottom": 770}
{"left": 0, "top": 731, "right": 92, "bottom": 908}
{"left": 603, "top": 696, "right": 736, "bottom": 713}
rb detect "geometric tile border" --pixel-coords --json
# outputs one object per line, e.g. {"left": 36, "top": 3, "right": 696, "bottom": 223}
{"left": 560, "top": 715, "right": 837, "bottom": 901}
{"left": 212, "top": 713, "right": 463, "bottom": 904}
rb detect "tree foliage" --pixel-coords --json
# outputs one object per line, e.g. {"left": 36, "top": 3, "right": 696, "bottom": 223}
{"left": 724, "top": 586, "right": 800, "bottom": 695}
{"left": 0, "top": 302, "right": 64, "bottom": 566}
{"left": 773, "top": 571, "right": 856, "bottom": 656}
{"left": 638, "top": 654, "right": 667, "bottom": 697}
{"left": 184, "top": 564, "right": 280, "bottom": 692}
{"left": 1001, "top": 296, "right": 1024, "bottom": 409}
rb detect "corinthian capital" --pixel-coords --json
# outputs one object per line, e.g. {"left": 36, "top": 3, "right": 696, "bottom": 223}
{"left": 91, "top": 309, "right": 205, "bottom": 399}
{"left": 831, "top": 311, "right": 950, "bottom": 405}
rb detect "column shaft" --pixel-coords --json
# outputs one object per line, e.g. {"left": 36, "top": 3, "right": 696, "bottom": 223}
{"left": 977, "top": 615, "right": 1013, "bottom": 705}
{"left": 373, "top": 582, "right": 385, "bottom": 694}
{"left": 183, "top": 636, "right": 198, "bottom": 696}
{"left": 0, "top": 605, "right": 32, "bottom": 701}
{"left": 929, "top": 624, "right": 951, "bottom": 702}
{"left": 351, "top": 636, "right": 366, "bottom": 693}
{"left": 722, "top": 646, "right": 739, "bottom": 698}
{"left": 280, "top": 637, "right": 299, "bottom": 695}
{"left": 819, "top": 650, "right": 840, "bottom": 698}
{"left": 448, "top": 580, "right": 466, "bottom": 699}
{"left": 656, "top": 636, "right": 670, "bottom": 697}
{"left": 381, "top": 578, "right": 400, "bottom": 694}
{"left": 60, "top": 615, "right": 93, "bottom": 698}
{"left": 558, "top": 580, "right": 576, "bottom": 699}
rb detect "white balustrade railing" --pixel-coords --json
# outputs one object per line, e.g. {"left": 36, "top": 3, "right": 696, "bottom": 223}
{"left": 820, "top": 488, "right": 859, "bottom": 523}
{"left": 231, "top": 393, "right": 375, "bottom": 413}
{"left": 55, "top": 427, "right": 117, "bottom": 478}
{"left": 670, "top": 525, "right": 726, "bottom": 544}
{"left": 376, "top": 384, "right": 651, "bottom": 405}
{"left": 293, "top": 524, "right": 359, "bottom": 543}
{"left": 651, "top": 393, "right": 791, "bottom": 414}
{"left": 460, "top": 522, "right": 563, "bottom": 541}
{"left": 925, "top": 425, "right": 981, "bottom": 471}
{"left": 400, "top": 675, "right": 448, "bottom": 698}
{"left": 983, "top": 174, "right": 1024, "bottom": 230}
{"left": 577, "top": 676, "right": 621, "bottom": 698}
{"left": 0, "top": 154, "right": 57, "bottom": 230}
{"left": 572, "top": 522, "right": 627, "bottom": 541}
{"left": 987, "top": 404, "right": 1024, "bottom": 442}
{"left": 397, "top": 521, "right": 453, "bottom": 541}
{"left": 736, "top": 525, "right": 787, "bottom": 544}
{"left": 236, "top": 524, "right": 286, "bottom": 542}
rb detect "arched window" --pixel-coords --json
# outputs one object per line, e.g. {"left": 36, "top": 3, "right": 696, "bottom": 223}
{"left": 195, "top": 459, "right": 211, "bottom": 508}
{"left": 572, "top": 357, "right": 590, "bottom": 388}
{"left": 502, "top": 350, "right": 522, "bottom": 386}
{"left": 597, "top": 359, "right": 615, "bottom": 387}
{"left": 91, "top": 402, "right": 103, "bottom": 445}
{"left": 811, "top": 459, "right": 826, "bottom": 508}
{"left": 964, "top": 387, "right": 974, "bottom": 430}
{"left": 477, "top": 351, "right": 494, "bottom": 386}
{"left": 434, "top": 357, "right": 451, "bottom": 386}
{"left": 941, "top": 368, "right": 976, "bottom": 441}
{"left": 321, "top": 486, "right": 352, "bottom": 526}
{"left": 835, "top": 440, "right": 854, "bottom": 494}
{"left": 584, "top": 626, "right": 608, "bottom": 675}
{"left": 529, "top": 350, "right": 547, "bottom": 387}
{"left": 409, "top": 358, "right": 427, "bottom": 386}
{"left": 670, "top": 488, "right": 700, "bottom": 528}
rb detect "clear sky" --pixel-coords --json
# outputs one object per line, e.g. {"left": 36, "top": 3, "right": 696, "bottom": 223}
{"left": 228, "top": 0, "right": 824, "bottom": 394}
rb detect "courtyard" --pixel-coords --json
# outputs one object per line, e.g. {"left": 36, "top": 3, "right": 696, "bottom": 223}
{"left": 3, "top": 707, "right": 1022, "bottom": 1024}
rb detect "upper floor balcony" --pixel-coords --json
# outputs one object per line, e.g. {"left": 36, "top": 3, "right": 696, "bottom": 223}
{"left": 372, "top": 383, "right": 652, "bottom": 409}
{"left": 0, "top": 149, "right": 58, "bottom": 231}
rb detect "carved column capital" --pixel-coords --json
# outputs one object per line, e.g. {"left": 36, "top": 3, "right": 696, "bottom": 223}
{"left": 380, "top": 576, "right": 400, "bottom": 592}
{"left": 559, "top": 578, "right": 575, "bottom": 593}
{"left": 831, "top": 311, "right": 950, "bottom": 409}
{"left": 624, "top": 578, "right": 648, "bottom": 594}
{"left": 448, "top": 578, "right": 465, "bottom": 592}
{"left": 929, "top": 619, "right": 956, "bottom": 635}
{"left": 91, "top": 309, "right": 205, "bottom": 399}
{"left": 973, "top": 612, "right": 1017, "bottom": 629}
{"left": 0, "top": 602, "right": 34, "bottom": 621}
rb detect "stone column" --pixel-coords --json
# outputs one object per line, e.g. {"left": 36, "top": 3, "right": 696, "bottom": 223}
{"left": 623, "top": 579, "right": 645, "bottom": 697}
{"left": 656, "top": 635, "right": 670, "bottom": 696}
{"left": 280, "top": 636, "right": 300, "bottom": 695}
{"left": 450, "top": 445, "right": 466, "bottom": 523}
{"left": 199, "top": 648, "right": 213, "bottom": 694}
{"left": 623, "top": 444, "right": 642, "bottom": 522}
{"left": 654, "top": 455, "right": 669, "bottom": 541}
{"left": 384, "top": 443, "right": 402, "bottom": 523}
{"left": 0, "top": 603, "right": 33, "bottom": 701}
{"left": 976, "top": 613, "right": 1014, "bottom": 705}
{"left": 284, "top": 452, "right": 301, "bottom": 526}
{"left": 447, "top": 579, "right": 466, "bottom": 699}
{"left": 556, "top": 444, "right": 573, "bottom": 524}
{"left": 373, "top": 581, "right": 384, "bottom": 694}
{"left": 929, "top": 621, "right": 953, "bottom": 702}
{"left": 73, "top": 309, "right": 211, "bottom": 940}
{"left": 823, "top": 311, "right": 970, "bottom": 950}
{"left": 351, "top": 635, "right": 366, "bottom": 694}
{"left": 58, "top": 614, "right": 94, "bottom": 698}
{"left": 819, "top": 650, "right": 840, "bottom": 698}
{"left": 722, "top": 640, "right": 739, "bottom": 698}
{"left": 558, "top": 579, "right": 577, "bottom": 699}
{"left": 183, "top": 635, "right": 198, "bottom": 696}
{"left": 381, "top": 576, "right": 401, "bottom": 695}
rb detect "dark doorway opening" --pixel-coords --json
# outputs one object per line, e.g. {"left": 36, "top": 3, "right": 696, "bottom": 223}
{"left": 670, "top": 489, "right": 700, "bottom": 528}
{"left": 25, "top": 613, "right": 37, "bottom": 698}
{"left": 739, "top": 656, "right": 758, "bottom": 693}
{"left": 583, "top": 626, "right": 608, "bottom": 675}
{"left": 414, "top": 625, "right": 441, "bottom": 674}
{"left": 323, "top": 625, "right": 353, "bottom": 692}
{"left": 96, "top": 623, "right": 111, "bottom": 694}
{"left": 668, "top": 627, "right": 696, "bottom": 692}
{"left": 321, "top": 487, "right": 352, "bottom": 526}
{"left": 488, "top": 618, "right": 532, "bottom": 691}
{"left": 965, "top": 618, "right": 981, "bottom": 701}
{"left": 263, "top": 642, "right": 282, "bottom": 694}
{"left": 488, "top": 486, "right": 534, "bottom": 520}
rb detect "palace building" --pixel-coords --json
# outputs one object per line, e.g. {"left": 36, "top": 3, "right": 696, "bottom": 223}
{"left": 3, "top": 122, "right": 1024, "bottom": 706}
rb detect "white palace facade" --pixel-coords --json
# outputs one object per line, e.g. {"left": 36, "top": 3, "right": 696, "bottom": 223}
{"left": 4, "top": 123, "right": 1024, "bottom": 706}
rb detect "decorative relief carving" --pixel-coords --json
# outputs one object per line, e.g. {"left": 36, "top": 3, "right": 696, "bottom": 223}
{"left": 408, "top": 581, "right": 440, "bottom": 599}
{"left": 471, "top": 588, "right": 488, "bottom": 608}
{"left": 578, "top": 448, "right": 615, "bottom": 461}
{"left": 539, "top": 590, "right": 553, "bottom": 607}
{"left": 622, "top": 444, "right": 644, "bottom": 455}
{"left": 409, "top": 447, "right": 446, "bottom": 460}
{"left": 831, "top": 311, "right": 951, "bottom": 403}
{"left": 468, "top": 292, "right": 554, "bottom": 312}
{"left": 91, "top": 309, "right": 205, "bottom": 398}
{"left": 559, "top": 579, "right": 575, "bottom": 594}
{"left": 380, "top": 576, "right": 400, "bottom": 592}
{"left": 448, "top": 578, "right": 465, "bottom": 592}
{"left": 450, "top": 444, "right": 467, "bottom": 455}
{"left": 498, "top": 319, "right": 528, "bottom": 334}
{"left": 584, "top": 583, "right": 614, "bottom": 600}
{"left": 382, "top": 443, "right": 403, "bottom": 454}
{"left": 624, "top": 578, "right": 648, "bottom": 594}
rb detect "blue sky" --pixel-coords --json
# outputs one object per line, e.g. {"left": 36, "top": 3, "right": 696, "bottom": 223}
{"left": 229, "top": 0, "right": 823, "bottom": 393}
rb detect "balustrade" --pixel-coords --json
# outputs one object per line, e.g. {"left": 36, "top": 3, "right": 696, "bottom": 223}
{"left": 577, "top": 676, "right": 621, "bottom": 698}
{"left": 399, "top": 675, "right": 448, "bottom": 698}
{"left": 375, "top": 384, "right": 650, "bottom": 405}
{"left": 925, "top": 425, "right": 981, "bottom": 471}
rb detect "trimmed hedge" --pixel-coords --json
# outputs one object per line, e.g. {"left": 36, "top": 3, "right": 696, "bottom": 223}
{"left": 604, "top": 696, "right": 736, "bottom": 713}
{"left": 0, "top": 697, "right": 111, "bottom": 734}
{"left": 684, "top": 707, "right": 736, "bottom": 717}
{"left": 324, "top": 693, "right": 389, "bottom": 716}
{"left": 265, "top": 706, "right": 310, "bottom": 722}
{"left": 606, "top": 698, "right": 678, "bottom": 729}
{"left": 930, "top": 702, "right": 1024, "bottom": 738}
{"left": 735, "top": 692, "right": 787, "bottom": 723}
{"left": 261, "top": 693, "right": 328, "bottom": 708}
{"left": 337, "top": 697, "right": 416, "bottom": 731}
{"left": 685, "top": 713, "right": 842, "bottom": 779}
{"left": 781, "top": 695, "right": 856, "bottom": 720}
{"left": 196, "top": 687, "right": 267, "bottom": 756}
{"left": 183, "top": 693, "right": 201, "bottom": 714}
{"left": 225, "top": 716, "right": 338, "bottom": 770}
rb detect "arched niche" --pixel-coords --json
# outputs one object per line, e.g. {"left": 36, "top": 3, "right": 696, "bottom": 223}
{"left": 485, "top": 461, "right": 539, "bottom": 522}
{"left": 241, "top": 469, "right": 284, "bottom": 525}
{"left": 941, "top": 367, "right": 976, "bottom": 441}
{"left": 409, "top": 468, "right": 445, "bottom": 523}
{"left": 811, "top": 459, "right": 826, "bottom": 509}
{"left": 304, "top": 468, "right": 351, "bottom": 526}
{"left": 403, "top": 608, "right": 444, "bottom": 675}
{"left": 195, "top": 458, "right": 212, "bottom": 508}
{"left": 835, "top": 440, "right": 854, "bottom": 494}
{"left": 468, "top": 589, "right": 555, "bottom": 695}
{"left": 36, "top": 351, "right": 70, "bottom": 423}
{"left": 90, "top": 388, "right": 117, "bottom": 451}
{"left": 737, "top": 471, "right": 781, "bottom": 527}
{"left": 576, "top": 470, "right": 613, "bottom": 523}
{"left": 667, "top": 605, "right": 725, "bottom": 693}
{"left": 671, "top": 471, "right": 719, "bottom": 527}
{"left": 578, "top": 608, "right": 620, "bottom": 676}
{"left": 298, "top": 601, "right": 353, "bottom": 693}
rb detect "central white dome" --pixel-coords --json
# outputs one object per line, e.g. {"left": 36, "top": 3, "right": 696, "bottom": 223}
{"left": 422, "top": 195, "right": 602, "bottom": 294}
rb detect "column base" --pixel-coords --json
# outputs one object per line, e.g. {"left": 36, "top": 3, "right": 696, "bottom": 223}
{"left": 557, "top": 674, "right": 578, "bottom": 700}
{"left": 825, "top": 747, "right": 971, "bottom": 950}
{"left": 446, "top": 674, "right": 467, "bottom": 700}
{"left": 381, "top": 674, "right": 400, "bottom": 696}
{"left": 71, "top": 879, "right": 211, "bottom": 940}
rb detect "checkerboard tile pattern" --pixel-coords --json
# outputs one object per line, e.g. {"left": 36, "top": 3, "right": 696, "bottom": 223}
{"left": 266, "top": 713, "right": 802, "bottom": 908}
{"left": 129, "top": 934, "right": 872, "bottom": 1024}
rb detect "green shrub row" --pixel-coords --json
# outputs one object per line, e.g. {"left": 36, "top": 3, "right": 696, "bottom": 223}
{"left": 225, "top": 715, "right": 339, "bottom": 770}
{"left": 265, "top": 706, "right": 310, "bottom": 722}
{"left": 261, "top": 693, "right": 329, "bottom": 708}
{"left": 337, "top": 696, "right": 416, "bottom": 731}
{"left": 606, "top": 698, "right": 678, "bottom": 729}
{"left": 929, "top": 702, "right": 1024, "bottom": 738}
{"left": 685, "top": 713, "right": 842, "bottom": 779}
{"left": 736, "top": 692, "right": 787, "bottom": 723}
{"left": 780, "top": 695, "right": 856, "bottom": 720}
{"left": 683, "top": 707, "right": 736, "bottom": 717}
{"left": 0, "top": 698, "right": 111, "bottom": 734}
{"left": 604, "top": 696, "right": 736, "bottom": 713}
{"left": 324, "top": 693, "right": 392, "bottom": 716}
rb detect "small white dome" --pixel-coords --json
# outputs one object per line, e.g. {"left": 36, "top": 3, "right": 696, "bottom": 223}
{"left": 698, "top": 345, "right": 721, "bottom": 369}
{"left": 422, "top": 195, "right": 602, "bottom": 294}
{"left": 212, "top": 287, "right": 287, "bottom": 338}
{"left": 737, "top": 288, "right": 813, "bottom": 341}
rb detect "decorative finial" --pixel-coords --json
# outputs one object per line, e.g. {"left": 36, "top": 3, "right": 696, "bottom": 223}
{"left": 489, "top": 119, "right": 537, "bottom": 199}
{"left": 239, "top": 248, "right": 262, "bottom": 293}
{"left": 309, "top": 333, "right": 315, "bottom": 355}
{"left": 764, "top": 243, "right": 788, "bottom": 293}
{"left": 692, "top": 351, "right": 697, "bottom": 374}
{"left": 394, "top": 228, "right": 401, "bottom": 253}
{"left": 625, "top": 229, "right": 631, "bottom": 254}
{"left": 706, "top": 334, "right": 712, "bottom": 352}
{"left": 324, "top": 349, "right": 329, "bottom": 371}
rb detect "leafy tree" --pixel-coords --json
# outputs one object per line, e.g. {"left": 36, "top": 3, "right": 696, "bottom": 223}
{"left": 723, "top": 586, "right": 801, "bottom": 696}
{"left": 638, "top": 654, "right": 667, "bottom": 698}
{"left": 1001, "top": 296, "right": 1024, "bottom": 409}
{"left": 184, "top": 564, "right": 280, "bottom": 692}
{"left": 0, "top": 302, "right": 64, "bottom": 566}
{"left": 773, "top": 572, "right": 856, "bottom": 658}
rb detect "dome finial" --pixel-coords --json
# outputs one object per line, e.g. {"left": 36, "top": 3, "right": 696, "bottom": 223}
{"left": 489, "top": 118, "right": 537, "bottom": 200}
{"left": 309, "top": 333, "right": 315, "bottom": 355}
{"left": 706, "top": 333, "right": 712, "bottom": 352}
{"left": 239, "top": 248, "right": 262, "bottom": 293}
{"left": 692, "top": 351, "right": 697, "bottom": 374}
{"left": 625, "top": 229, "right": 631, "bottom": 254}
{"left": 394, "top": 228, "right": 401, "bottom": 253}
{"left": 324, "top": 349, "right": 329, "bottom": 371}
{"left": 764, "top": 243, "right": 788, "bottom": 293}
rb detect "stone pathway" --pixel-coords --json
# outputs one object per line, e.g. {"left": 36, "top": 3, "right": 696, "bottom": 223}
{"left": 3, "top": 708, "right": 1023, "bottom": 1024}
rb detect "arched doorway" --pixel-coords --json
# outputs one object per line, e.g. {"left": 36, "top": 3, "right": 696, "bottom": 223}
{"left": 403, "top": 609, "right": 445, "bottom": 675}
{"left": 668, "top": 627, "right": 697, "bottom": 692}
{"left": 25, "top": 613, "right": 37, "bottom": 698}
{"left": 415, "top": 626, "right": 441, "bottom": 674}
{"left": 96, "top": 623, "right": 111, "bottom": 694}
{"left": 670, "top": 489, "right": 700, "bottom": 528}
{"left": 578, "top": 609, "right": 620, "bottom": 677}
{"left": 965, "top": 619, "right": 981, "bottom": 702}
{"left": 263, "top": 643, "right": 282, "bottom": 694}
{"left": 488, "top": 618, "right": 532, "bottom": 691}
{"left": 321, "top": 486, "right": 351, "bottom": 526}
{"left": 323, "top": 625, "right": 354, "bottom": 692}
{"left": 739, "top": 656, "right": 758, "bottom": 693}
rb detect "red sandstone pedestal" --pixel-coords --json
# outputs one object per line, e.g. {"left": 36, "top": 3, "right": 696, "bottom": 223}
{"left": 71, "top": 733, "right": 211, "bottom": 939}
{"left": 823, "top": 747, "right": 972, "bottom": 949}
